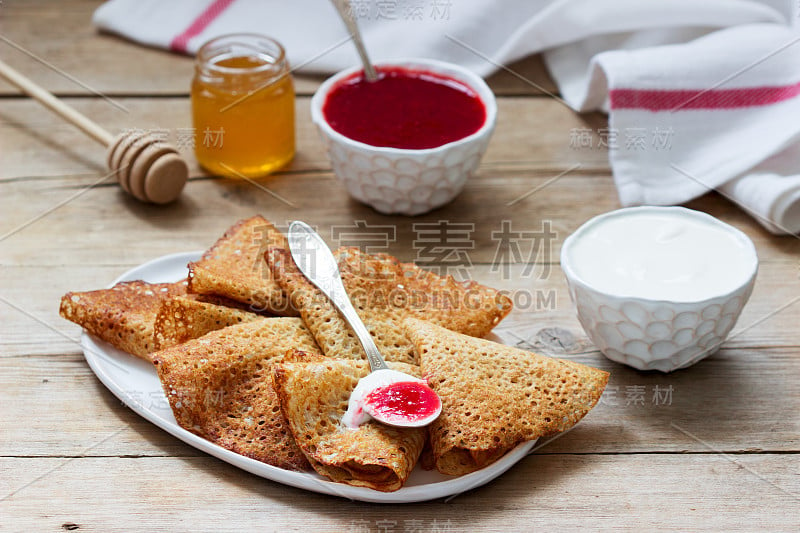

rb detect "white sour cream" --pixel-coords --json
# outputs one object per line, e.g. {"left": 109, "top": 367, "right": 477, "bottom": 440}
{"left": 564, "top": 208, "right": 757, "bottom": 302}
{"left": 341, "top": 368, "right": 427, "bottom": 429}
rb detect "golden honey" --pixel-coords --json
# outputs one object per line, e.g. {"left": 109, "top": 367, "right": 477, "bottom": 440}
{"left": 192, "top": 34, "right": 295, "bottom": 178}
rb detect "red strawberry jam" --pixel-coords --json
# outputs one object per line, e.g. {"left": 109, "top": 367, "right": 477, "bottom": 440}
{"left": 364, "top": 381, "right": 442, "bottom": 424}
{"left": 323, "top": 67, "right": 486, "bottom": 149}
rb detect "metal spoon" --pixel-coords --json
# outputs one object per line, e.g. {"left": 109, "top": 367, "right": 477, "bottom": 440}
{"left": 330, "top": 0, "right": 378, "bottom": 82}
{"left": 287, "top": 221, "right": 441, "bottom": 428}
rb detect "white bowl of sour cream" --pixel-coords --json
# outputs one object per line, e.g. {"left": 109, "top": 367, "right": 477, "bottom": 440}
{"left": 561, "top": 206, "right": 758, "bottom": 372}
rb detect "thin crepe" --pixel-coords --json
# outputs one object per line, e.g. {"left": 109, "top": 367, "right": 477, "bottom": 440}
{"left": 59, "top": 280, "right": 188, "bottom": 361}
{"left": 153, "top": 294, "right": 264, "bottom": 350}
{"left": 268, "top": 247, "right": 512, "bottom": 364}
{"left": 152, "top": 318, "right": 321, "bottom": 471}
{"left": 273, "top": 353, "right": 426, "bottom": 492}
{"left": 404, "top": 318, "right": 609, "bottom": 476}
{"left": 188, "top": 216, "right": 296, "bottom": 315}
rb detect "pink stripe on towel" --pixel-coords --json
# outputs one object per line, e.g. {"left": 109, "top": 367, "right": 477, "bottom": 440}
{"left": 610, "top": 82, "right": 800, "bottom": 111}
{"left": 170, "top": 0, "right": 237, "bottom": 53}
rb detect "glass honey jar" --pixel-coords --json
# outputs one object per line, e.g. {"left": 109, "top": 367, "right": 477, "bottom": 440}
{"left": 192, "top": 34, "right": 295, "bottom": 178}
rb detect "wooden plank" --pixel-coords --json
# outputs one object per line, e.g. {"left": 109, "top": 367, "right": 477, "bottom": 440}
{"left": 1, "top": 454, "right": 797, "bottom": 530}
{"left": 1, "top": 345, "right": 798, "bottom": 458}
{"left": 0, "top": 0, "right": 556, "bottom": 97}
{"left": 0, "top": 96, "right": 608, "bottom": 179}
{"left": 0, "top": 0, "right": 197, "bottom": 96}
{"left": 486, "top": 54, "right": 559, "bottom": 96}
{"left": 1, "top": 171, "right": 797, "bottom": 268}
{"left": 0, "top": 355, "right": 199, "bottom": 458}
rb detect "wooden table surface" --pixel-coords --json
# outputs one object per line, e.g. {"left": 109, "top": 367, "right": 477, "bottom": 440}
{"left": 2, "top": 1, "right": 799, "bottom": 531}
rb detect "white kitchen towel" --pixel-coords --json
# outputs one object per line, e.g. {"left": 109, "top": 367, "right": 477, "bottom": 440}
{"left": 93, "top": 0, "right": 800, "bottom": 234}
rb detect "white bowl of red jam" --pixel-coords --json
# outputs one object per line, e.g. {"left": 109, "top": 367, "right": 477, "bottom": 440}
{"left": 311, "top": 59, "right": 497, "bottom": 215}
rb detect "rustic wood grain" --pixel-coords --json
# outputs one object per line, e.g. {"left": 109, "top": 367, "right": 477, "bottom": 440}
{"left": 1, "top": 454, "right": 797, "bottom": 531}
{"left": 1, "top": 346, "right": 798, "bottom": 458}
{"left": 1, "top": 170, "right": 797, "bottom": 268}
{"left": 0, "top": 0, "right": 557, "bottom": 97}
{"left": 0, "top": 96, "right": 608, "bottom": 179}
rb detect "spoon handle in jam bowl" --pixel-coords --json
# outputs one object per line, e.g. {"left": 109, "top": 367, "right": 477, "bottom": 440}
{"left": 288, "top": 221, "right": 389, "bottom": 372}
{"left": 329, "top": 0, "right": 378, "bottom": 82}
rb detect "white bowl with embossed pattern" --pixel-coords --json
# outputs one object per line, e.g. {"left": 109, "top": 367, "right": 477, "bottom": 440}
{"left": 311, "top": 58, "right": 496, "bottom": 216}
{"left": 561, "top": 207, "right": 758, "bottom": 372}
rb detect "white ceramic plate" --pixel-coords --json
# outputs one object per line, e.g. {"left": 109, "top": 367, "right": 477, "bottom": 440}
{"left": 81, "top": 251, "right": 535, "bottom": 503}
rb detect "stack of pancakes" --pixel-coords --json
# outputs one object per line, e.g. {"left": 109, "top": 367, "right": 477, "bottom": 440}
{"left": 61, "top": 216, "right": 608, "bottom": 492}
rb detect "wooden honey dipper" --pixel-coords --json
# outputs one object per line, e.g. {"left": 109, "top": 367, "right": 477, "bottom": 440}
{"left": 0, "top": 59, "right": 188, "bottom": 204}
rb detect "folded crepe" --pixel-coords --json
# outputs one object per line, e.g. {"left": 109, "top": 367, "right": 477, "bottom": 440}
{"left": 268, "top": 247, "right": 513, "bottom": 365}
{"left": 188, "top": 216, "right": 297, "bottom": 316}
{"left": 273, "top": 353, "right": 427, "bottom": 492}
{"left": 153, "top": 294, "right": 265, "bottom": 350}
{"left": 152, "top": 318, "right": 321, "bottom": 471}
{"left": 60, "top": 280, "right": 188, "bottom": 361}
{"left": 403, "top": 318, "right": 609, "bottom": 476}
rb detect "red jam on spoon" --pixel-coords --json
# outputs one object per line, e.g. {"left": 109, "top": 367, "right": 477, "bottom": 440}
{"left": 323, "top": 67, "right": 486, "bottom": 150}
{"left": 363, "top": 380, "right": 442, "bottom": 425}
